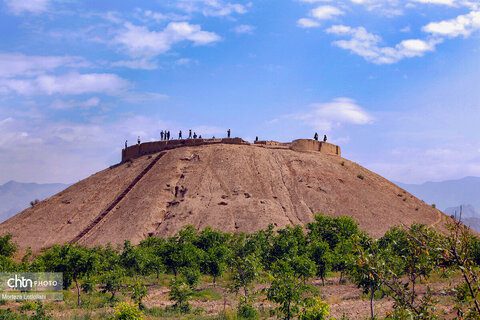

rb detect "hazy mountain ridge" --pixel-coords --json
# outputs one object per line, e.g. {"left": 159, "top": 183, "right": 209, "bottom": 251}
{"left": 398, "top": 177, "right": 480, "bottom": 231}
{"left": 397, "top": 176, "right": 480, "bottom": 211}
{"left": 0, "top": 181, "right": 68, "bottom": 222}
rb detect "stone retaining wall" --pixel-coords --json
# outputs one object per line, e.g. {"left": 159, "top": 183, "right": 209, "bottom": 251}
{"left": 122, "top": 138, "right": 248, "bottom": 162}
{"left": 290, "top": 139, "right": 341, "bottom": 156}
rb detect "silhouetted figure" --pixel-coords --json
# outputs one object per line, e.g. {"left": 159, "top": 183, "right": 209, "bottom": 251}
{"left": 314, "top": 133, "right": 318, "bottom": 141}
{"left": 193, "top": 132, "right": 197, "bottom": 139}
{"left": 227, "top": 129, "right": 231, "bottom": 138}
{"left": 179, "top": 130, "right": 182, "bottom": 139}
{"left": 189, "top": 129, "right": 192, "bottom": 139}
{"left": 323, "top": 135, "right": 327, "bottom": 142}
{"left": 255, "top": 136, "right": 259, "bottom": 142}
{"left": 166, "top": 131, "right": 170, "bottom": 141}
{"left": 125, "top": 140, "right": 128, "bottom": 149}
{"left": 199, "top": 135, "right": 202, "bottom": 139}
{"left": 137, "top": 136, "right": 140, "bottom": 145}
{"left": 160, "top": 130, "right": 164, "bottom": 141}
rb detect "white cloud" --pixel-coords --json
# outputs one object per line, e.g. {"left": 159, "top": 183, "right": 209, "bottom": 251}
{"left": 233, "top": 24, "right": 255, "bottom": 34}
{"left": 297, "top": 5, "right": 344, "bottom": 28}
{"left": 49, "top": 97, "right": 101, "bottom": 110}
{"left": 115, "top": 22, "right": 221, "bottom": 58}
{"left": 0, "top": 73, "right": 130, "bottom": 96}
{"left": 291, "top": 98, "right": 373, "bottom": 131}
{"left": 311, "top": 5, "right": 345, "bottom": 20}
{"left": 326, "top": 25, "right": 440, "bottom": 64}
{"left": 175, "top": 58, "right": 197, "bottom": 66}
{"left": 4, "top": 0, "right": 50, "bottom": 14}
{"left": 111, "top": 58, "right": 158, "bottom": 70}
{"left": 423, "top": 10, "right": 480, "bottom": 38}
{"left": 297, "top": 18, "right": 321, "bottom": 28}
{"left": 119, "top": 92, "right": 169, "bottom": 103}
{"left": 411, "top": 0, "right": 456, "bottom": 6}
{"left": 176, "top": 0, "right": 250, "bottom": 17}
{"left": 0, "top": 53, "right": 88, "bottom": 78}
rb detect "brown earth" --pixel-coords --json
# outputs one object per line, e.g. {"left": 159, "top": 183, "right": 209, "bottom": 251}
{"left": 0, "top": 143, "right": 449, "bottom": 252}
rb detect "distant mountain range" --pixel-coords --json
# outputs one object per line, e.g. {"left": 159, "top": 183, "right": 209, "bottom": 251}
{"left": 0, "top": 181, "right": 68, "bottom": 223}
{"left": 397, "top": 176, "right": 480, "bottom": 230}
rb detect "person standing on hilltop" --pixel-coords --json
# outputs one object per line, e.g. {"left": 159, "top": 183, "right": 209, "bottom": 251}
{"left": 227, "top": 129, "right": 231, "bottom": 138}
{"left": 189, "top": 129, "right": 192, "bottom": 139}
{"left": 193, "top": 132, "right": 197, "bottom": 139}
{"left": 323, "top": 135, "right": 327, "bottom": 142}
{"left": 255, "top": 136, "right": 259, "bottom": 142}
{"left": 179, "top": 130, "right": 182, "bottom": 140}
{"left": 314, "top": 133, "right": 318, "bottom": 141}
{"left": 160, "top": 130, "right": 164, "bottom": 141}
{"left": 125, "top": 140, "right": 128, "bottom": 149}
{"left": 137, "top": 136, "right": 140, "bottom": 145}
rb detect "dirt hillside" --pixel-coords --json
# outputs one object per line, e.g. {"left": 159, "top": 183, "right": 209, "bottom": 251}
{"left": 0, "top": 143, "right": 448, "bottom": 252}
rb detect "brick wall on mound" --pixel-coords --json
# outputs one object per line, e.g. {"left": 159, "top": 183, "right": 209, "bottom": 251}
{"left": 290, "top": 139, "right": 341, "bottom": 156}
{"left": 254, "top": 140, "right": 290, "bottom": 147}
{"left": 122, "top": 138, "right": 249, "bottom": 162}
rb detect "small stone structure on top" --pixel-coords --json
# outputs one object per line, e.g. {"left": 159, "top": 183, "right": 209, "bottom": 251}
{"left": 121, "top": 137, "right": 341, "bottom": 162}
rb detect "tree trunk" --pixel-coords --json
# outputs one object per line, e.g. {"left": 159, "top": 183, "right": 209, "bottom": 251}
{"left": 287, "top": 300, "right": 291, "bottom": 320}
{"left": 75, "top": 278, "right": 81, "bottom": 306}
{"left": 370, "top": 286, "right": 375, "bottom": 320}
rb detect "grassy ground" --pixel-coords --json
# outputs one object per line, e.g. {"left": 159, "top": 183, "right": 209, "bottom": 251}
{"left": 0, "top": 271, "right": 463, "bottom": 319}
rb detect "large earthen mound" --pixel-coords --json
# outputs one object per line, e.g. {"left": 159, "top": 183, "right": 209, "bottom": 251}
{"left": 0, "top": 143, "right": 447, "bottom": 252}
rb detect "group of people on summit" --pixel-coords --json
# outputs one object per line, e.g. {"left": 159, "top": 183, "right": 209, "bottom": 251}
{"left": 125, "top": 129, "right": 232, "bottom": 149}
{"left": 314, "top": 133, "right": 327, "bottom": 142}
{"left": 125, "top": 129, "right": 326, "bottom": 149}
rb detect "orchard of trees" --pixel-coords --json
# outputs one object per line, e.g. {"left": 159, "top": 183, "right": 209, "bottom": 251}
{"left": 0, "top": 214, "right": 479, "bottom": 320}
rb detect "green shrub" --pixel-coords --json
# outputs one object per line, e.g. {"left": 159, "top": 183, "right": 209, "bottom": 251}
{"left": 300, "top": 297, "right": 330, "bottom": 320}
{"left": 114, "top": 302, "right": 143, "bottom": 320}
{"left": 237, "top": 297, "right": 258, "bottom": 319}
{"left": 169, "top": 278, "right": 193, "bottom": 313}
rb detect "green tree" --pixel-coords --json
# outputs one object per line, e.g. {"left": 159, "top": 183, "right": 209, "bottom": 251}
{"left": 196, "top": 228, "right": 231, "bottom": 285}
{"left": 120, "top": 241, "right": 147, "bottom": 277}
{"left": 348, "top": 234, "right": 383, "bottom": 320}
{"left": 291, "top": 255, "right": 316, "bottom": 284}
{"left": 267, "top": 260, "right": 310, "bottom": 320}
{"left": 230, "top": 253, "right": 261, "bottom": 298}
{"left": 100, "top": 266, "right": 124, "bottom": 302}
{"left": 0, "top": 234, "right": 17, "bottom": 258}
{"left": 307, "top": 215, "right": 359, "bottom": 250}
{"left": 308, "top": 240, "right": 332, "bottom": 286}
{"left": 131, "top": 281, "right": 148, "bottom": 310}
{"left": 169, "top": 278, "right": 193, "bottom": 313}
{"left": 139, "top": 237, "right": 166, "bottom": 279}
{"left": 34, "top": 245, "right": 97, "bottom": 306}
{"left": 269, "top": 226, "right": 308, "bottom": 267}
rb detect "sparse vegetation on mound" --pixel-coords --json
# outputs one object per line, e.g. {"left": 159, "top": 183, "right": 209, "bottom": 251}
{"left": 0, "top": 215, "right": 479, "bottom": 319}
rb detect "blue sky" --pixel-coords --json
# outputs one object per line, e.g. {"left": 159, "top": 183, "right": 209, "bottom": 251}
{"left": 0, "top": 0, "right": 479, "bottom": 184}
